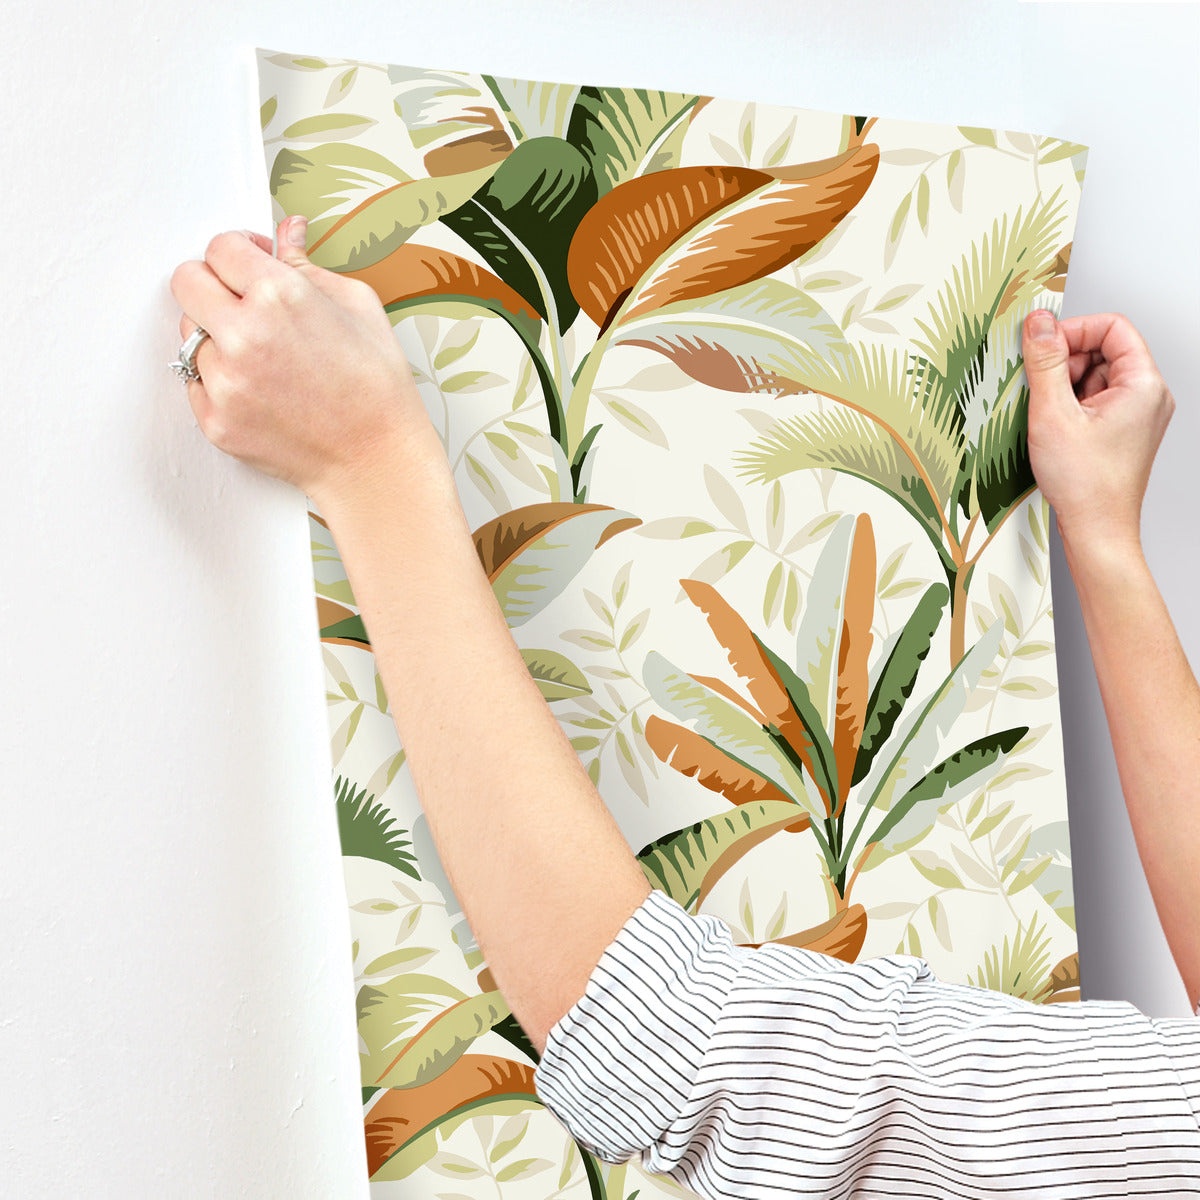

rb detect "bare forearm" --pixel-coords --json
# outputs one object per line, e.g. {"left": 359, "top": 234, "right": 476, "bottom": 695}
{"left": 316, "top": 425, "right": 651, "bottom": 1055}
{"left": 1064, "top": 532, "right": 1200, "bottom": 1006}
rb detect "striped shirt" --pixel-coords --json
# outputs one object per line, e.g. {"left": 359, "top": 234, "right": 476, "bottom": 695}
{"left": 534, "top": 887, "right": 1200, "bottom": 1197}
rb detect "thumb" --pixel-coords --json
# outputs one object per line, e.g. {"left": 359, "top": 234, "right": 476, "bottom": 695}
{"left": 275, "top": 215, "right": 311, "bottom": 267}
{"left": 1022, "top": 309, "right": 1075, "bottom": 416}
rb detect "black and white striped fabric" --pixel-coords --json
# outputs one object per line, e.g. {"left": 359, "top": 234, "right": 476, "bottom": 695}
{"left": 534, "top": 887, "right": 1200, "bottom": 1197}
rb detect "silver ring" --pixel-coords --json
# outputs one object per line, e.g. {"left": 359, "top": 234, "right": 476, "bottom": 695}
{"left": 169, "top": 327, "right": 211, "bottom": 383}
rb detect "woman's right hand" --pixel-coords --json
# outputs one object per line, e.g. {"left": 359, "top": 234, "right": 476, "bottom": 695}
{"left": 169, "top": 215, "right": 435, "bottom": 507}
{"left": 1022, "top": 309, "right": 1174, "bottom": 556}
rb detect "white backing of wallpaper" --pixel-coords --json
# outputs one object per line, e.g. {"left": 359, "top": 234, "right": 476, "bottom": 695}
{"left": 1, "top": 2, "right": 1196, "bottom": 1196}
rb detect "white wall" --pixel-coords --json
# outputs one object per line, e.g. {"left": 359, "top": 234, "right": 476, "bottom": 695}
{"left": 3, "top": 2, "right": 1196, "bottom": 1194}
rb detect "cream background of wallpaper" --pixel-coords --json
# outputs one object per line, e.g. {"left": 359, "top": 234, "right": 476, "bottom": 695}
{"left": 1, "top": 1, "right": 1196, "bottom": 1196}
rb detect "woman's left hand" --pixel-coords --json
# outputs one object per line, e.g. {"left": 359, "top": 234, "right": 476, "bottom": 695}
{"left": 169, "top": 216, "right": 430, "bottom": 504}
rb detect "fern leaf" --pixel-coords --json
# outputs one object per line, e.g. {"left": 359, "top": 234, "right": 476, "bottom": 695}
{"left": 335, "top": 776, "right": 421, "bottom": 879}
{"left": 734, "top": 406, "right": 946, "bottom": 551}
{"left": 913, "top": 192, "right": 1068, "bottom": 435}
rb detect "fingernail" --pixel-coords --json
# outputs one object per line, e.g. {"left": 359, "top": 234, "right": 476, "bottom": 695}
{"left": 1028, "top": 310, "right": 1056, "bottom": 340}
{"left": 287, "top": 215, "right": 308, "bottom": 247}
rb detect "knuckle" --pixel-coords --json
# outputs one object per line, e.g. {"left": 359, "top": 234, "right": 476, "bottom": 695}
{"left": 170, "top": 259, "right": 200, "bottom": 299}
{"left": 205, "top": 230, "right": 238, "bottom": 263}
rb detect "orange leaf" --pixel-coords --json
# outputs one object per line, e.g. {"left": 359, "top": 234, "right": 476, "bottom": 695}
{"left": 364, "top": 1054, "right": 538, "bottom": 1178}
{"left": 566, "top": 143, "right": 878, "bottom": 331}
{"left": 645, "top": 715, "right": 806, "bottom": 832}
{"left": 743, "top": 903, "right": 867, "bottom": 963}
{"left": 679, "top": 579, "right": 818, "bottom": 779}
{"left": 341, "top": 241, "right": 541, "bottom": 322}
{"left": 1035, "top": 951, "right": 1081, "bottom": 1005}
{"left": 471, "top": 502, "right": 636, "bottom": 582}
{"left": 833, "top": 515, "right": 875, "bottom": 815}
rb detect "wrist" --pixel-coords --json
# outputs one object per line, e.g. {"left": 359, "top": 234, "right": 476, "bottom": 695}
{"left": 312, "top": 410, "right": 455, "bottom": 529}
{"left": 1060, "top": 522, "right": 1148, "bottom": 586}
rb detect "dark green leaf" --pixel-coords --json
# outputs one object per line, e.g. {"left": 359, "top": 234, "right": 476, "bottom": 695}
{"left": 750, "top": 634, "right": 839, "bottom": 805}
{"left": 853, "top": 584, "right": 949, "bottom": 784}
{"left": 439, "top": 137, "right": 598, "bottom": 331}
{"left": 871, "top": 727, "right": 1026, "bottom": 848}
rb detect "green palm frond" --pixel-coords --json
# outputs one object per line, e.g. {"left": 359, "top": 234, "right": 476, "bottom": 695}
{"left": 734, "top": 406, "right": 948, "bottom": 554}
{"left": 749, "top": 338, "right": 964, "bottom": 509}
{"left": 913, "top": 191, "right": 1068, "bottom": 436}
{"left": 968, "top": 913, "right": 1053, "bottom": 1001}
{"left": 334, "top": 776, "right": 421, "bottom": 879}
{"left": 966, "top": 374, "right": 1033, "bottom": 533}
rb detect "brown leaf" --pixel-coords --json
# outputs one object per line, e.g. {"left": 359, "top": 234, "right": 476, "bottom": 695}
{"left": 1044, "top": 241, "right": 1072, "bottom": 294}
{"left": 620, "top": 332, "right": 810, "bottom": 396}
{"left": 832, "top": 514, "right": 875, "bottom": 814}
{"left": 679, "top": 579, "right": 818, "bottom": 778}
{"left": 471, "top": 503, "right": 638, "bottom": 581}
{"left": 742, "top": 903, "right": 867, "bottom": 963}
{"left": 364, "top": 1054, "right": 537, "bottom": 1177}
{"left": 341, "top": 241, "right": 541, "bottom": 322}
{"left": 567, "top": 143, "right": 878, "bottom": 330}
{"left": 317, "top": 597, "right": 356, "bottom": 629}
{"left": 1035, "top": 951, "right": 1081, "bottom": 1004}
{"left": 423, "top": 109, "right": 513, "bottom": 177}
{"left": 645, "top": 715, "right": 807, "bottom": 834}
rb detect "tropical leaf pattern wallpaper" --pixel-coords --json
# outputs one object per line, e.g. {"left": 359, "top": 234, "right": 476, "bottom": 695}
{"left": 258, "top": 48, "right": 1088, "bottom": 1197}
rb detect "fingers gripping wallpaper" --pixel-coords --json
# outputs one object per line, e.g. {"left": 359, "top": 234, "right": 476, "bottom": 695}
{"left": 257, "top": 49, "right": 1087, "bottom": 1196}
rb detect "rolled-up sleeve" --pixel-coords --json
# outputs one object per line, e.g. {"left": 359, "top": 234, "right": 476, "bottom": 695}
{"left": 533, "top": 887, "right": 1200, "bottom": 1198}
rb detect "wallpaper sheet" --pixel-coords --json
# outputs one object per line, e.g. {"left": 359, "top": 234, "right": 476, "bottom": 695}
{"left": 258, "top": 49, "right": 1088, "bottom": 1197}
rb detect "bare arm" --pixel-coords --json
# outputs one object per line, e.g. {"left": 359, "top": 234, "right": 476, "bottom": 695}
{"left": 170, "top": 221, "right": 650, "bottom": 1055}
{"left": 1023, "top": 309, "right": 1200, "bottom": 1008}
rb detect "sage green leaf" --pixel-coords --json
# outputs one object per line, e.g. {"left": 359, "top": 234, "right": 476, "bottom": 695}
{"left": 566, "top": 86, "right": 701, "bottom": 194}
{"left": 959, "top": 126, "right": 997, "bottom": 148}
{"left": 486, "top": 505, "right": 640, "bottom": 626}
{"left": 853, "top": 583, "right": 949, "bottom": 785}
{"left": 282, "top": 113, "right": 377, "bottom": 142}
{"left": 358, "top": 972, "right": 467, "bottom": 1078}
{"left": 636, "top": 800, "right": 812, "bottom": 911}
{"left": 373, "top": 991, "right": 512, "bottom": 1088}
{"left": 642, "top": 651, "right": 814, "bottom": 808}
{"left": 909, "top": 849, "right": 963, "bottom": 890}
{"left": 488, "top": 77, "right": 580, "bottom": 141}
{"left": 613, "top": 276, "right": 848, "bottom": 395}
{"left": 312, "top": 162, "right": 504, "bottom": 272}
{"left": 859, "top": 619, "right": 1006, "bottom": 816}
{"left": 270, "top": 143, "right": 410, "bottom": 241}
{"left": 263, "top": 53, "right": 328, "bottom": 70}
{"left": 390, "top": 65, "right": 517, "bottom": 170}
{"left": 440, "top": 137, "right": 598, "bottom": 330}
{"left": 794, "top": 514, "right": 856, "bottom": 731}
{"left": 1019, "top": 820, "right": 1075, "bottom": 927}
{"left": 520, "top": 647, "right": 591, "bottom": 701}
{"left": 872, "top": 725, "right": 1026, "bottom": 852}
